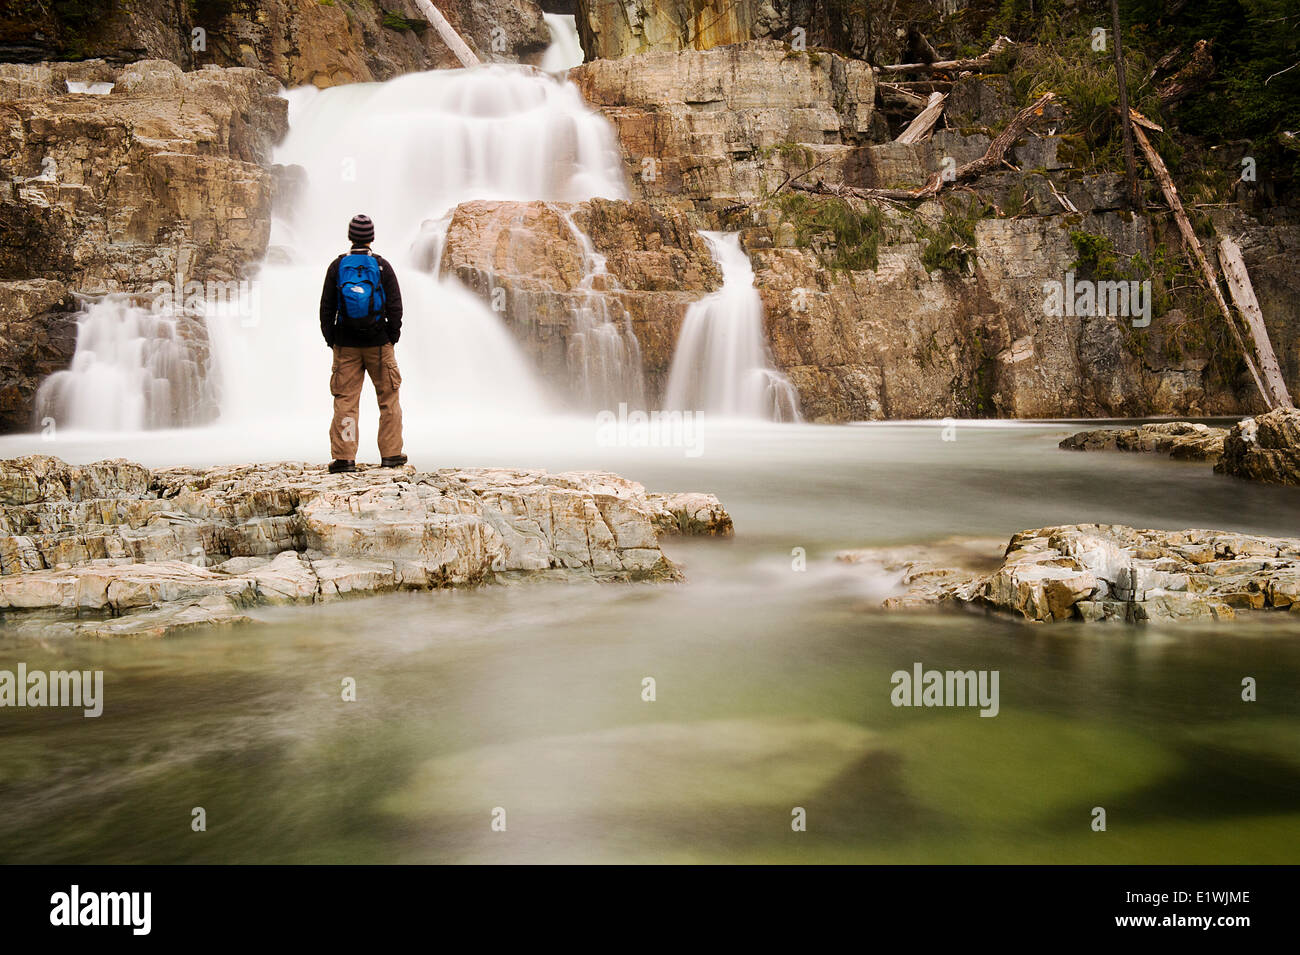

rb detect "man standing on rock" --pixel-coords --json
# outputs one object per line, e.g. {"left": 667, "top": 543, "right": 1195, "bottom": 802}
{"left": 320, "top": 213, "right": 407, "bottom": 473}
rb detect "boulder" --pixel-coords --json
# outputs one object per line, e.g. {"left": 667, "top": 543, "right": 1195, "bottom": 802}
{"left": 1216, "top": 408, "right": 1300, "bottom": 486}
{"left": 1059, "top": 421, "right": 1229, "bottom": 461}
{"left": 840, "top": 524, "right": 1300, "bottom": 624}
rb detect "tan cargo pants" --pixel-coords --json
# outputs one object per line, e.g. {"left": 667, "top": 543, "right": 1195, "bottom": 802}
{"left": 329, "top": 344, "right": 403, "bottom": 461}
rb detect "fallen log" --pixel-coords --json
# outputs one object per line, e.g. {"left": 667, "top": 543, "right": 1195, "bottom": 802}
{"left": 412, "top": 0, "right": 482, "bottom": 68}
{"left": 896, "top": 92, "right": 947, "bottom": 145}
{"left": 878, "top": 35, "right": 1014, "bottom": 75}
{"left": 878, "top": 83, "right": 930, "bottom": 111}
{"left": 1131, "top": 122, "right": 1273, "bottom": 409}
{"left": 1218, "top": 237, "right": 1295, "bottom": 408}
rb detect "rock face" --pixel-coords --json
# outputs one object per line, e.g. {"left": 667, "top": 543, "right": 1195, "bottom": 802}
{"left": 3, "top": 0, "right": 551, "bottom": 85}
{"left": 0, "top": 281, "right": 77, "bottom": 433}
{"left": 573, "top": 0, "right": 919, "bottom": 63}
{"left": 559, "top": 42, "right": 1289, "bottom": 421}
{"left": 1059, "top": 422, "right": 1229, "bottom": 461}
{"left": 440, "top": 191, "right": 1247, "bottom": 420}
{"left": 1217, "top": 409, "right": 1300, "bottom": 486}
{"left": 0, "top": 456, "right": 731, "bottom": 636}
{"left": 441, "top": 198, "right": 721, "bottom": 403}
{"left": 571, "top": 41, "right": 876, "bottom": 207}
{"left": 841, "top": 524, "right": 1300, "bottom": 624}
{"left": 0, "top": 59, "right": 287, "bottom": 430}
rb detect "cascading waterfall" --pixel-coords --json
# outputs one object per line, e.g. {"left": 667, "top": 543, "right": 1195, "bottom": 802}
{"left": 214, "top": 66, "right": 629, "bottom": 431}
{"left": 35, "top": 297, "right": 221, "bottom": 431}
{"left": 540, "top": 14, "right": 584, "bottom": 73}
{"left": 664, "top": 232, "right": 802, "bottom": 422}
{"left": 39, "top": 59, "right": 629, "bottom": 438}
{"left": 545, "top": 203, "right": 646, "bottom": 409}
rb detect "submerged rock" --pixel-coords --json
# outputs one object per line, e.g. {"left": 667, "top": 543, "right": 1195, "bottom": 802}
{"left": 1216, "top": 408, "right": 1300, "bottom": 486}
{"left": 0, "top": 456, "right": 732, "bottom": 637}
{"left": 842, "top": 524, "right": 1300, "bottom": 624}
{"left": 1059, "top": 421, "right": 1229, "bottom": 461}
{"left": 382, "top": 717, "right": 890, "bottom": 817}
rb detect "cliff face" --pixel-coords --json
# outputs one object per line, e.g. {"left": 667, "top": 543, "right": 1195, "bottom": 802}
{"left": 572, "top": 41, "right": 877, "bottom": 206}
{"left": 573, "top": 0, "right": 938, "bottom": 63}
{"left": 3, "top": 0, "right": 551, "bottom": 85}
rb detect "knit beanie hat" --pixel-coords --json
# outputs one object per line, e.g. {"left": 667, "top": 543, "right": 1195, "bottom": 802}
{"left": 348, "top": 214, "right": 375, "bottom": 246}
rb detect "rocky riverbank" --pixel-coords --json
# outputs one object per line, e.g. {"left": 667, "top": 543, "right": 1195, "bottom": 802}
{"left": 1059, "top": 408, "right": 1300, "bottom": 486}
{"left": 1058, "top": 421, "right": 1228, "bottom": 460}
{"left": 0, "top": 456, "right": 731, "bottom": 638}
{"left": 841, "top": 523, "right": 1300, "bottom": 624}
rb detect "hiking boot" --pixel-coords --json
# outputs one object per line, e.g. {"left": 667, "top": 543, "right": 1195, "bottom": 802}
{"left": 328, "top": 459, "right": 357, "bottom": 474}
{"left": 381, "top": 455, "right": 408, "bottom": 468}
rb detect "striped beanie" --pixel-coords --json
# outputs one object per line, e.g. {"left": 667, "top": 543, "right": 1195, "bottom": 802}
{"left": 347, "top": 214, "right": 375, "bottom": 246}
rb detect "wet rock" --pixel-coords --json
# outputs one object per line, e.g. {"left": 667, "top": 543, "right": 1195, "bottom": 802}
{"left": 441, "top": 198, "right": 721, "bottom": 401}
{"left": 1059, "top": 421, "right": 1229, "bottom": 461}
{"left": 0, "top": 457, "right": 732, "bottom": 636}
{"left": 842, "top": 524, "right": 1300, "bottom": 624}
{"left": 647, "top": 492, "right": 734, "bottom": 537}
{"left": 1216, "top": 408, "right": 1300, "bottom": 486}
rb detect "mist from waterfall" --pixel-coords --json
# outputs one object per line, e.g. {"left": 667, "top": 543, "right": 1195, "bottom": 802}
{"left": 664, "top": 232, "right": 801, "bottom": 422}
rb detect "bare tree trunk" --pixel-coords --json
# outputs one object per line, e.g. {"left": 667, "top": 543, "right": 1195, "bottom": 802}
{"left": 1132, "top": 124, "right": 1273, "bottom": 409}
{"left": 1110, "top": 0, "right": 1141, "bottom": 210}
{"left": 1219, "top": 238, "right": 1295, "bottom": 408}
{"left": 412, "top": 0, "right": 482, "bottom": 68}
{"left": 895, "top": 92, "right": 947, "bottom": 144}
{"left": 878, "top": 36, "right": 1014, "bottom": 74}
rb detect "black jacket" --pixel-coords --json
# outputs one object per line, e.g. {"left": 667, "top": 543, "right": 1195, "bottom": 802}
{"left": 320, "top": 247, "right": 404, "bottom": 348}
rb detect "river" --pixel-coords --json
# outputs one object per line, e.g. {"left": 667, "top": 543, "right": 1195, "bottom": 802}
{"left": 2, "top": 420, "right": 1297, "bottom": 863}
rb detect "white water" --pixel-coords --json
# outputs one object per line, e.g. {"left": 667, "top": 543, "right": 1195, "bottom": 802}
{"left": 664, "top": 232, "right": 802, "bottom": 422}
{"left": 545, "top": 202, "right": 646, "bottom": 408}
{"left": 540, "top": 14, "right": 584, "bottom": 73}
{"left": 34, "top": 298, "right": 220, "bottom": 432}
{"left": 220, "top": 67, "right": 629, "bottom": 436}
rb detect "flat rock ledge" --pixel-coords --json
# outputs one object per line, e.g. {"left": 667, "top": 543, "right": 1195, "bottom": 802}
{"left": 839, "top": 524, "right": 1300, "bottom": 624}
{"left": 0, "top": 457, "right": 732, "bottom": 638}
{"left": 1059, "top": 421, "right": 1228, "bottom": 460}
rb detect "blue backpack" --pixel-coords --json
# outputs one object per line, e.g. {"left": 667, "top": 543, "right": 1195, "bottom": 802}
{"left": 336, "top": 253, "right": 386, "bottom": 332}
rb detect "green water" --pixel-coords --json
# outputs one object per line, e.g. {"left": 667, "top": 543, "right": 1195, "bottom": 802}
{"left": 1, "top": 422, "right": 1298, "bottom": 863}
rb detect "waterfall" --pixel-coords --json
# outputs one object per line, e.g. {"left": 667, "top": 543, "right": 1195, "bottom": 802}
{"left": 664, "top": 232, "right": 801, "bottom": 422}
{"left": 541, "top": 14, "right": 584, "bottom": 73}
{"left": 40, "top": 64, "right": 629, "bottom": 437}
{"left": 546, "top": 203, "right": 646, "bottom": 409}
{"left": 34, "top": 297, "right": 220, "bottom": 431}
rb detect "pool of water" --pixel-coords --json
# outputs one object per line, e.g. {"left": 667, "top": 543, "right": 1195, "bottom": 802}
{"left": 1, "top": 420, "right": 1298, "bottom": 863}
